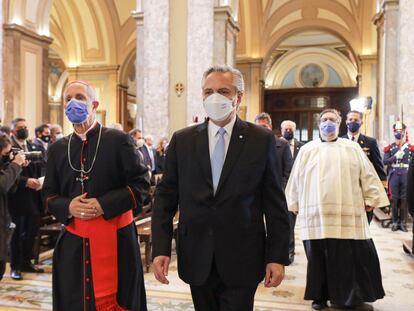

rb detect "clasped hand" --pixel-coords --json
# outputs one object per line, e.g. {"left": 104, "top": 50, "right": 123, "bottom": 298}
{"left": 69, "top": 193, "right": 104, "bottom": 220}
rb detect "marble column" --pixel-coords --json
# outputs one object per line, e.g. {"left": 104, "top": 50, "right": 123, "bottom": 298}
{"left": 186, "top": 0, "right": 214, "bottom": 125}
{"left": 397, "top": 0, "right": 414, "bottom": 137}
{"left": 134, "top": 0, "right": 170, "bottom": 141}
{"left": 133, "top": 9, "right": 144, "bottom": 131}
{"left": 376, "top": 0, "right": 399, "bottom": 142}
{"left": 0, "top": 2, "right": 3, "bottom": 122}
{"left": 2, "top": 24, "right": 52, "bottom": 131}
{"left": 213, "top": 6, "right": 240, "bottom": 66}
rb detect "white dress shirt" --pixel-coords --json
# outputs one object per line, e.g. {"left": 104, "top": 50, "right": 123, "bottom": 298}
{"left": 347, "top": 132, "right": 360, "bottom": 142}
{"left": 208, "top": 116, "right": 237, "bottom": 161}
{"left": 144, "top": 143, "right": 156, "bottom": 171}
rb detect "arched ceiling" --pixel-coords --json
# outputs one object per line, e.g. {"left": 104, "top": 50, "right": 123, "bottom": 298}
{"left": 5, "top": 0, "right": 137, "bottom": 68}
{"left": 50, "top": 0, "right": 136, "bottom": 67}
{"left": 237, "top": 0, "right": 377, "bottom": 62}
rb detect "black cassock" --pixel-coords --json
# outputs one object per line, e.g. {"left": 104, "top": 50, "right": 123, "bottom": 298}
{"left": 42, "top": 123, "right": 150, "bottom": 311}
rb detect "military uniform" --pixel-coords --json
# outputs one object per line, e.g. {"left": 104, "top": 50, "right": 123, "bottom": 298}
{"left": 384, "top": 141, "right": 414, "bottom": 231}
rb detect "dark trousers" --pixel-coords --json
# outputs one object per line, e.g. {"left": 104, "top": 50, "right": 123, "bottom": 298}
{"left": 0, "top": 260, "right": 5, "bottom": 280}
{"left": 10, "top": 215, "right": 40, "bottom": 270}
{"left": 190, "top": 260, "right": 258, "bottom": 311}
{"left": 288, "top": 212, "right": 297, "bottom": 256}
{"left": 391, "top": 199, "right": 408, "bottom": 225}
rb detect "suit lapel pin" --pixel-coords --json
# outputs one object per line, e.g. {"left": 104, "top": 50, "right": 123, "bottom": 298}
{"left": 239, "top": 135, "right": 243, "bottom": 139}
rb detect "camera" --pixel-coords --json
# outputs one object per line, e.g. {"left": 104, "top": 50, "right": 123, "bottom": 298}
{"left": 11, "top": 147, "right": 43, "bottom": 162}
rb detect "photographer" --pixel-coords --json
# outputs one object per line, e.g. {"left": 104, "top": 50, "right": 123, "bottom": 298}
{"left": 0, "top": 133, "right": 26, "bottom": 280}
{"left": 8, "top": 118, "right": 44, "bottom": 280}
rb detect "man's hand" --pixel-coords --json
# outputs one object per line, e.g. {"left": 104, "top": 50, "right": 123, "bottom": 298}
{"left": 26, "top": 178, "right": 41, "bottom": 189}
{"left": 153, "top": 256, "right": 170, "bottom": 284}
{"left": 80, "top": 197, "right": 104, "bottom": 217}
{"left": 264, "top": 263, "right": 285, "bottom": 288}
{"left": 69, "top": 193, "right": 97, "bottom": 220}
{"left": 12, "top": 153, "right": 26, "bottom": 166}
{"left": 365, "top": 205, "right": 374, "bottom": 212}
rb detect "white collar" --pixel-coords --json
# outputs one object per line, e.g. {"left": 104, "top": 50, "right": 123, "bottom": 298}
{"left": 74, "top": 120, "right": 98, "bottom": 141}
{"left": 208, "top": 115, "right": 237, "bottom": 137}
{"left": 347, "top": 132, "right": 360, "bottom": 142}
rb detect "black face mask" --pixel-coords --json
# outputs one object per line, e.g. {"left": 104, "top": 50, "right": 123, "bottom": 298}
{"left": 40, "top": 135, "right": 51, "bottom": 143}
{"left": 283, "top": 132, "right": 294, "bottom": 141}
{"left": 16, "top": 128, "right": 29, "bottom": 140}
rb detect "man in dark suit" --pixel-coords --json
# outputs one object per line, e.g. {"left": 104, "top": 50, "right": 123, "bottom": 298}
{"left": 33, "top": 124, "right": 50, "bottom": 176}
{"left": 8, "top": 118, "right": 44, "bottom": 280}
{"left": 139, "top": 134, "right": 157, "bottom": 175}
{"left": 152, "top": 65, "right": 290, "bottom": 311}
{"left": 342, "top": 110, "right": 387, "bottom": 224}
{"left": 407, "top": 156, "right": 414, "bottom": 253}
{"left": 254, "top": 113, "right": 293, "bottom": 189}
{"left": 281, "top": 120, "right": 304, "bottom": 264}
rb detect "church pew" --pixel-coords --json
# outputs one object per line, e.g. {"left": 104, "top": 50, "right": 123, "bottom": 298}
{"left": 373, "top": 208, "right": 392, "bottom": 228}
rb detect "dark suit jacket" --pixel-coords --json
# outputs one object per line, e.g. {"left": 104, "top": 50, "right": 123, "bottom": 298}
{"left": 342, "top": 133, "right": 387, "bottom": 181}
{"left": 408, "top": 156, "right": 414, "bottom": 217}
{"left": 139, "top": 145, "right": 156, "bottom": 172}
{"left": 275, "top": 137, "right": 293, "bottom": 189}
{"left": 8, "top": 137, "right": 43, "bottom": 216}
{"left": 152, "top": 117, "right": 290, "bottom": 287}
{"left": 33, "top": 138, "right": 48, "bottom": 176}
{"left": 292, "top": 138, "right": 304, "bottom": 161}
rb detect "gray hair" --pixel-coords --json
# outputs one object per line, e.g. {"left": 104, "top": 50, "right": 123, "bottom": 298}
{"left": 255, "top": 112, "right": 272, "bottom": 126}
{"left": 281, "top": 120, "right": 296, "bottom": 130}
{"left": 202, "top": 65, "right": 245, "bottom": 94}
{"left": 318, "top": 108, "right": 342, "bottom": 124}
{"left": 64, "top": 80, "right": 98, "bottom": 102}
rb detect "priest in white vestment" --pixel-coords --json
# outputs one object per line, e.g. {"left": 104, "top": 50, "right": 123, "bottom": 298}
{"left": 285, "top": 108, "right": 389, "bottom": 310}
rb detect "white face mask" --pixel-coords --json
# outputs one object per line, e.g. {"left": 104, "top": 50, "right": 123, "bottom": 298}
{"left": 203, "top": 93, "right": 236, "bottom": 122}
{"left": 136, "top": 138, "right": 145, "bottom": 148}
{"left": 55, "top": 133, "right": 64, "bottom": 140}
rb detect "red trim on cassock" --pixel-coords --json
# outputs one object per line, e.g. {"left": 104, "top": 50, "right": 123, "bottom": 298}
{"left": 65, "top": 210, "right": 133, "bottom": 311}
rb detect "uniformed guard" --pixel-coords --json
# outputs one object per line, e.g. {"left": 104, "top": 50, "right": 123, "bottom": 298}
{"left": 383, "top": 121, "right": 414, "bottom": 231}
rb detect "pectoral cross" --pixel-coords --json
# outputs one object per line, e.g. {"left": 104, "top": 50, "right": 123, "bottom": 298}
{"left": 76, "top": 171, "right": 89, "bottom": 190}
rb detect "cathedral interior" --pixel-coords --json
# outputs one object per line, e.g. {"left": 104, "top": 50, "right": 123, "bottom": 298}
{"left": 0, "top": 1, "right": 413, "bottom": 310}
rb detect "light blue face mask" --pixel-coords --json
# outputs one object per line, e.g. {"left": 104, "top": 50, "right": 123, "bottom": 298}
{"left": 65, "top": 99, "right": 89, "bottom": 124}
{"left": 320, "top": 121, "right": 337, "bottom": 135}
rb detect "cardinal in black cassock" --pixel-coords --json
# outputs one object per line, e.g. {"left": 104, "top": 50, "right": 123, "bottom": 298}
{"left": 42, "top": 80, "right": 150, "bottom": 311}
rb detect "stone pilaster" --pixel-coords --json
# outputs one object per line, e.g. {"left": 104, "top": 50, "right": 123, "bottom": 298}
{"left": 0, "top": 2, "right": 3, "bottom": 122}
{"left": 213, "top": 6, "right": 240, "bottom": 66}
{"left": 397, "top": 0, "right": 414, "bottom": 137}
{"left": 133, "top": 10, "right": 144, "bottom": 131}
{"left": 186, "top": 0, "right": 214, "bottom": 125}
{"left": 2, "top": 24, "right": 52, "bottom": 131}
{"left": 376, "top": 0, "right": 399, "bottom": 142}
{"left": 134, "top": 0, "right": 170, "bottom": 141}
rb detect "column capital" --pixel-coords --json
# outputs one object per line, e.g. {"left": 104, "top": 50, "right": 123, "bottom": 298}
{"left": 67, "top": 65, "right": 120, "bottom": 76}
{"left": 382, "top": 0, "right": 399, "bottom": 11}
{"left": 3, "top": 23, "right": 53, "bottom": 46}
{"left": 131, "top": 11, "right": 144, "bottom": 25}
{"left": 214, "top": 6, "right": 240, "bottom": 32}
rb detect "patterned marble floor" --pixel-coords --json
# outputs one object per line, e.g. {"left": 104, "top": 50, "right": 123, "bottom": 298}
{"left": 0, "top": 221, "right": 413, "bottom": 311}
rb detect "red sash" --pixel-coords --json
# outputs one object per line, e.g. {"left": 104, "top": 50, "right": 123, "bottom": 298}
{"left": 66, "top": 210, "right": 133, "bottom": 310}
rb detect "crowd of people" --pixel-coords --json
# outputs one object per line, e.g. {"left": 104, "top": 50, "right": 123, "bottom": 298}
{"left": 0, "top": 64, "right": 412, "bottom": 311}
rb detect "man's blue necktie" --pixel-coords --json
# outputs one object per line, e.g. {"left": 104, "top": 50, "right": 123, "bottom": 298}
{"left": 211, "top": 128, "right": 226, "bottom": 195}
